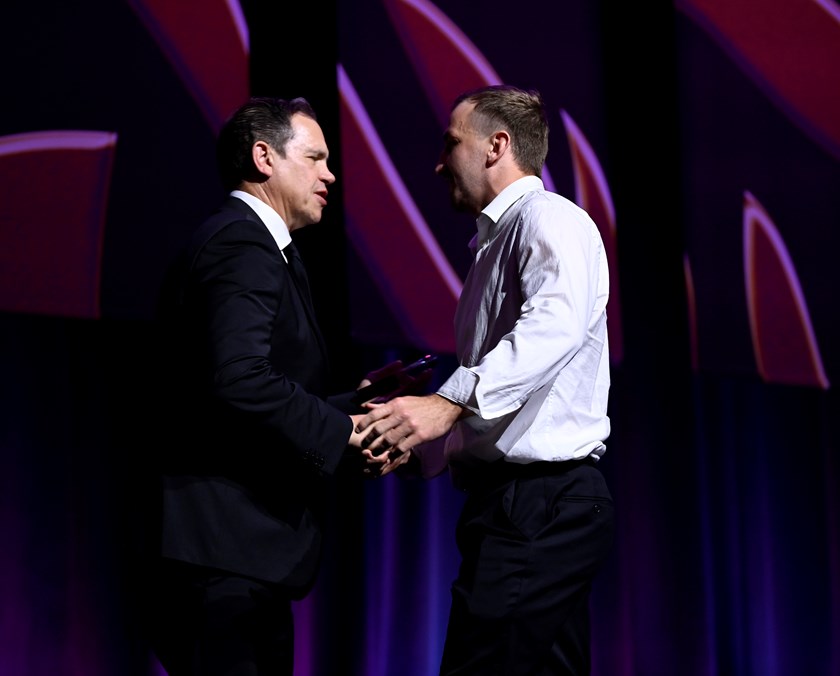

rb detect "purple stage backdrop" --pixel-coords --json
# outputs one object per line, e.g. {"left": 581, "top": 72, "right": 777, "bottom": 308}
{"left": 1, "top": 0, "right": 838, "bottom": 675}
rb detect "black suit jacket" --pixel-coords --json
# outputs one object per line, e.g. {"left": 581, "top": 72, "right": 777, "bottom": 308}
{"left": 153, "top": 196, "right": 355, "bottom": 589}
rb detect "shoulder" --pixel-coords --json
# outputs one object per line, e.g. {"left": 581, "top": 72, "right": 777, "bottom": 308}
{"left": 188, "top": 199, "right": 273, "bottom": 256}
{"left": 509, "top": 191, "right": 604, "bottom": 264}
{"left": 518, "top": 189, "right": 589, "bottom": 220}
{"left": 517, "top": 190, "right": 598, "bottom": 237}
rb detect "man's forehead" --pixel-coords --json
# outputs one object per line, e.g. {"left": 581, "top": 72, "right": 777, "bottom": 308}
{"left": 447, "top": 101, "right": 475, "bottom": 134}
{"left": 289, "top": 116, "right": 328, "bottom": 151}
{"left": 290, "top": 113, "right": 320, "bottom": 134}
{"left": 451, "top": 100, "right": 474, "bottom": 121}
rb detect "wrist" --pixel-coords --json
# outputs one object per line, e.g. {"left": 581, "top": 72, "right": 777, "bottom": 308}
{"left": 433, "top": 393, "right": 469, "bottom": 421}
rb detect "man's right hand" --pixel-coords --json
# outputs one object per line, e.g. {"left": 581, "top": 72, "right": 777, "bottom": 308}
{"left": 348, "top": 413, "right": 410, "bottom": 478}
{"left": 353, "top": 394, "right": 464, "bottom": 457}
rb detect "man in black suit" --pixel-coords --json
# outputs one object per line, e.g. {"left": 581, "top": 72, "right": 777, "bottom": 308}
{"left": 146, "top": 97, "right": 405, "bottom": 676}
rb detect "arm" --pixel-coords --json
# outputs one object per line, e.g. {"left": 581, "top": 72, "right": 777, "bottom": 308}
{"left": 356, "top": 198, "right": 602, "bottom": 455}
{"left": 352, "top": 393, "right": 468, "bottom": 457}
{"left": 189, "top": 218, "right": 352, "bottom": 473}
{"left": 450, "top": 200, "right": 601, "bottom": 421}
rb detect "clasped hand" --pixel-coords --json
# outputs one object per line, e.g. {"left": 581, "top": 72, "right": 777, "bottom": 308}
{"left": 351, "top": 394, "right": 464, "bottom": 473}
{"left": 347, "top": 359, "right": 434, "bottom": 478}
{"left": 348, "top": 413, "right": 408, "bottom": 477}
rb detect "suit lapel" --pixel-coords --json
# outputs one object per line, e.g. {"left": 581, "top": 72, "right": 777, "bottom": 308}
{"left": 221, "top": 197, "right": 329, "bottom": 361}
{"left": 284, "top": 242, "right": 328, "bottom": 360}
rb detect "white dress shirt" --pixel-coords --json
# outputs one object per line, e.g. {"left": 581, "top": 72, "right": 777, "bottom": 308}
{"left": 230, "top": 190, "right": 292, "bottom": 258}
{"left": 437, "top": 176, "right": 611, "bottom": 471}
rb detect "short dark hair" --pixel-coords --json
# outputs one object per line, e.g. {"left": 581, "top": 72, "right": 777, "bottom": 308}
{"left": 215, "top": 97, "right": 317, "bottom": 191}
{"left": 454, "top": 85, "right": 548, "bottom": 176}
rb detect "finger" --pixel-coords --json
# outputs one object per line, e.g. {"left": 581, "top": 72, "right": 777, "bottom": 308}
{"left": 364, "top": 360, "right": 403, "bottom": 383}
{"left": 355, "top": 405, "right": 388, "bottom": 431}
{"left": 385, "top": 434, "right": 413, "bottom": 456}
{"left": 397, "top": 369, "right": 433, "bottom": 392}
{"left": 369, "top": 430, "right": 401, "bottom": 452}
{"left": 369, "top": 441, "right": 393, "bottom": 456}
{"left": 362, "top": 449, "right": 388, "bottom": 463}
{"left": 360, "top": 419, "right": 401, "bottom": 448}
{"left": 379, "top": 449, "right": 412, "bottom": 476}
{"left": 362, "top": 431, "right": 382, "bottom": 448}
{"left": 392, "top": 450, "right": 412, "bottom": 469}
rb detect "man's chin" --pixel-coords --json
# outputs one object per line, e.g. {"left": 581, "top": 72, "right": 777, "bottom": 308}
{"left": 450, "top": 196, "right": 470, "bottom": 213}
{"left": 308, "top": 208, "right": 325, "bottom": 224}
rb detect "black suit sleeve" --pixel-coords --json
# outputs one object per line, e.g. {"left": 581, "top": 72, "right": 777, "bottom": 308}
{"left": 188, "top": 218, "right": 351, "bottom": 474}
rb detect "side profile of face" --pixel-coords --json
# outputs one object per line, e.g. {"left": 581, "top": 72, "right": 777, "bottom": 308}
{"left": 269, "top": 113, "right": 336, "bottom": 231}
{"left": 435, "top": 100, "right": 490, "bottom": 215}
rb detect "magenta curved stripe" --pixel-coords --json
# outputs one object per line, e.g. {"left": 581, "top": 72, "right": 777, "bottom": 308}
{"left": 0, "top": 131, "right": 117, "bottom": 319}
{"left": 683, "top": 255, "right": 699, "bottom": 372}
{"left": 127, "top": 0, "right": 249, "bottom": 132}
{"left": 677, "top": 0, "right": 840, "bottom": 160}
{"left": 292, "top": 597, "right": 315, "bottom": 675}
{"left": 743, "top": 191, "right": 829, "bottom": 389}
{"left": 381, "top": 0, "right": 555, "bottom": 192}
{"left": 561, "top": 110, "right": 624, "bottom": 365}
{"left": 339, "top": 65, "right": 460, "bottom": 354}
{"left": 382, "top": 0, "right": 499, "bottom": 127}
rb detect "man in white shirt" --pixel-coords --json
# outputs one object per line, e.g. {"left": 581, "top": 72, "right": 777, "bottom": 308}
{"left": 356, "top": 84, "right": 615, "bottom": 675}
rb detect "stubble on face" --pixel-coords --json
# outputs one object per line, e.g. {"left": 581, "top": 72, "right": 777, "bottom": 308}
{"left": 440, "top": 102, "right": 485, "bottom": 216}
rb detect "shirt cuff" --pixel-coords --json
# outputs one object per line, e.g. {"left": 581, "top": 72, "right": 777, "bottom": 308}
{"left": 436, "top": 365, "right": 478, "bottom": 408}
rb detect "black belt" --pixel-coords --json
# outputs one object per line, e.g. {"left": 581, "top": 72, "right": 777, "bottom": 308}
{"left": 457, "top": 456, "right": 597, "bottom": 493}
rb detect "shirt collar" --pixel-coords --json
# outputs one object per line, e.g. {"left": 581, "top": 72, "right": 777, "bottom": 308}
{"left": 474, "top": 175, "right": 544, "bottom": 249}
{"left": 230, "top": 190, "right": 291, "bottom": 252}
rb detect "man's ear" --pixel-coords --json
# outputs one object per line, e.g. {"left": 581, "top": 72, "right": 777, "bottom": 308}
{"left": 486, "top": 130, "right": 511, "bottom": 167}
{"left": 252, "top": 141, "right": 273, "bottom": 177}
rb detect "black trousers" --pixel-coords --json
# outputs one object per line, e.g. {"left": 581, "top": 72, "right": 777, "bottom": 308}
{"left": 146, "top": 560, "right": 295, "bottom": 676}
{"left": 439, "top": 459, "right": 615, "bottom": 676}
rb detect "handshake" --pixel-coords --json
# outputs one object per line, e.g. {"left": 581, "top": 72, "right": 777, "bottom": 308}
{"left": 347, "top": 353, "right": 468, "bottom": 480}
{"left": 347, "top": 354, "right": 439, "bottom": 477}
